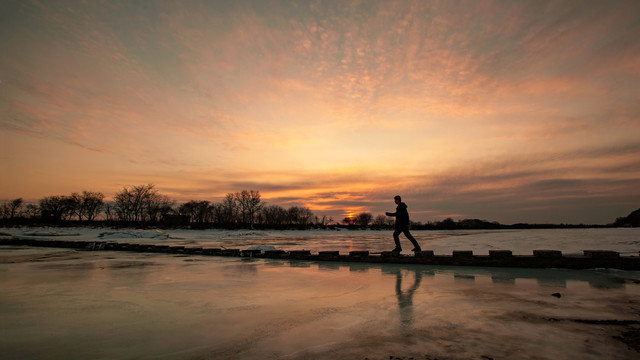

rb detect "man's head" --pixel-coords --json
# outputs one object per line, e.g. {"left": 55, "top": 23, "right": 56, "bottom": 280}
{"left": 394, "top": 195, "right": 401, "bottom": 204}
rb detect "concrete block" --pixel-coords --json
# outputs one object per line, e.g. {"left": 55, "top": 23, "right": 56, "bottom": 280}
{"left": 241, "top": 249, "right": 262, "bottom": 257}
{"left": 264, "top": 250, "right": 286, "bottom": 257}
{"left": 288, "top": 250, "right": 311, "bottom": 258}
{"left": 489, "top": 250, "right": 513, "bottom": 258}
{"left": 583, "top": 250, "right": 620, "bottom": 259}
{"left": 453, "top": 250, "right": 473, "bottom": 258}
{"left": 203, "top": 248, "right": 222, "bottom": 255}
{"left": 415, "top": 250, "right": 434, "bottom": 257}
{"left": 381, "top": 251, "right": 400, "bottom": 257}
{"left": 221, "top": 249, "right": 240, "bottom": 256}
{"left": 533, "top": 250, "right": 562, "bottom": 258}
{"left": 318, "top": 251, "right": 340, "bottom": 258}
{"left": 349, "top": 251, "right": 369, "bottom": 258}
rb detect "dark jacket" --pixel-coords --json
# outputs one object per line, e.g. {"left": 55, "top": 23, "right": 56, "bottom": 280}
{"left": 387, "top": 202, "right": 410, "bottom": 229}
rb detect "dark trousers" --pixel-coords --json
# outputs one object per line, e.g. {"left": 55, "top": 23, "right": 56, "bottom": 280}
{"left": 393, "top": 227, "right": 420, "bottom": 249}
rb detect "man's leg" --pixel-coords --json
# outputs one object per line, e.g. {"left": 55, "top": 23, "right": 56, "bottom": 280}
{"left": 392, "top": 229, "right": 402, "bottom": 251}
{"left": 402, "top": 228, "right": 421, "bottom": 251}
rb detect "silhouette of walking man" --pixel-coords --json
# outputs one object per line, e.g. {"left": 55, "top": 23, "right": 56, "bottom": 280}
{"left": 386, "top": 195, "right": 421, "bottom": 252}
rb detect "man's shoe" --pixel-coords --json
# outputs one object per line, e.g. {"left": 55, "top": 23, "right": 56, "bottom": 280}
{"left": 391, "top": 248, "right": 402, "bottom": 252}
{"left": 412, "top": 247, "right": 422, "bottom": 252}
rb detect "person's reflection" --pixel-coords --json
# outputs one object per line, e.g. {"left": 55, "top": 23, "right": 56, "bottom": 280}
{"left": 395, "top": 269, "right": 422, "bottom": 327}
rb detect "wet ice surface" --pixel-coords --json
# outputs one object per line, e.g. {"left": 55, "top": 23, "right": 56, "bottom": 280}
{"left": 2, "top": 227, "right": 640, "bottom": 256}
{"left": 1, "top": 246, "right": 640, "bottom": 359}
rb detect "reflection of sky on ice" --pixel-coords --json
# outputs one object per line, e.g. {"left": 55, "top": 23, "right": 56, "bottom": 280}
{"left": 1, "top": 246, "right": 639, "bottom": 359}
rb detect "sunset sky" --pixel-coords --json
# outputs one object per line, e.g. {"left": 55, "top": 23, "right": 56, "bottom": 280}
{"left": 1, "top": 0, "right": 639, "bottom": 224}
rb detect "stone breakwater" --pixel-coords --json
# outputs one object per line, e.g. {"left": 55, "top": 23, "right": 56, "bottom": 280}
{"left": 1, "top": 237, "right": 639, "bottom": 270}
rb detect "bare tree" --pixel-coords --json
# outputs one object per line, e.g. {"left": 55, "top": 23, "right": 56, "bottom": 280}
{"left": 247, "top": 191, "right": 263, "bottom": 228}
{"left": 235, "top": 191, "right": 248, "bottom": 225}
{"left": 179, "top": 200, "right": 211, "bottom": 224}
{"left": 24, "top": 204, "right": 39, "bottom": 219}
{"left": 260, "top": 204, "right": 287, "bottom": 227}
{"left": 69, "top": 193, "right": 83, "bottom": 220}
{"left": 285, "top": 206, "right": 313, "bottom": 227}
{"left": 195, "top": 201, "right": 213, "bottom": 223}
{"left": 103, "top": 202, "right": 114, "bottom": 221}
{"left": 210, "top": 202, "right": 222, "bottom": 225}
{"left": 60, "top": 196, "right": 78, "bottom": 220}
{"left": 355, "top": 212, "right": 373, "bottom": 229}
{"left": 219, "top": 193, "right": 238, "bottom": 227}
{"left": 146, "top": 194, "right": 174, "bottom": 223}
{"left": 114, "top": 184, "right": 160, "bottom": 222}
{"left": 298, "top": 207, "right": 313, "bottom": 227}
{"left": 40, "top": 195, "right": 75, "bottom": 220}
{"left": 287, "top": 206, "right": 301, "bottom": 225}
{"left": 178, "top": 201, "right": 197, "bottom": 222}
{"left": 372, "top": 214, "right": 388, "bottom": 229}
{"left": 114, "top": 188, "right": 136, "bottom": 222}
{"left": 315, "top": 215, "right": 333, "bottom": 227}
{"left": 68, "top": 192, "right": 104, "bottom": 221}
{"left": 235, "top": 190, "right": 263, "bottom": 229}
{"left": 81, "top": 191, "right": 104, "bottom": 221}
{"left": 9, "top": 198, "right": 23, "bottom": 219}
{"left": 0, "top": 201, "right": 9, "bottom": 219}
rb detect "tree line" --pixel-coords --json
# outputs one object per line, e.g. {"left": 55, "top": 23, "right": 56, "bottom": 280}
{"left": 2, "top": 185, "right": 628, "bottom": 229}
{"left": 0, "top": 185, "right": 335, "bottom": 229}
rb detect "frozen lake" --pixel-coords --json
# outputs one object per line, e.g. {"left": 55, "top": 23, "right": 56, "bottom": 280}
{"left": 2, "top": 227, "right": 640, "bottom": 256}
{"left": 1, "top": 228, "right": 640, "bottom": 359}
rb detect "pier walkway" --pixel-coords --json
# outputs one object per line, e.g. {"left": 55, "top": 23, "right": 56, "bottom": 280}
{"left": 1, "top": 237, "right": 639, "bottom": 270}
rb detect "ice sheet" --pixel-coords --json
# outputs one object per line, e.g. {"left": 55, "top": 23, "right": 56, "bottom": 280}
{"left": 1, "top": 246, "right": 639, "bottom": 359}
{"left": 2, "top": 227, "right": 640, "bottom": 256}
